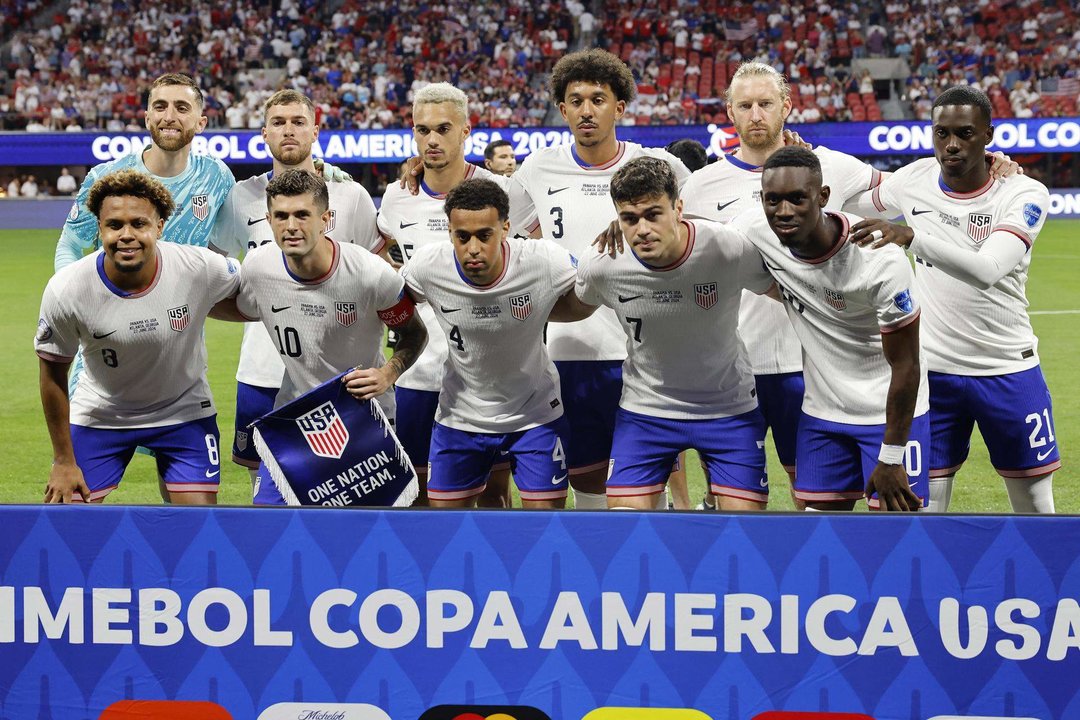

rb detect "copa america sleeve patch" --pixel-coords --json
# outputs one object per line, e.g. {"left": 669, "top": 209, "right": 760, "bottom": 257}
{"left": 36, "top": 318, "right": 53, "bottom": 342}
{"left": 252, "top": 371, "right": 418, "bottom": 507}
{"left": 1023, "top": 203, "right": 1043, "bottom": 228}
{"left": 376, "top": 293, "right": 416, "bottom": 328}
{"left": 893, "top": 289, "right": 914, "bottom": 313}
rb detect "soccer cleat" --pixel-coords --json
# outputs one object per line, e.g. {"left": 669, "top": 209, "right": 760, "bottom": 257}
{"left": 696, "top": 493, "right": 716, "bottom": 511}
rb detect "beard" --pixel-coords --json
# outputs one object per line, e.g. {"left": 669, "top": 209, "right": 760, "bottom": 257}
{"left": 736, "top": 118, "right": 784, "bottom": 151}
{"left": 149, "top": 124, "right": 197, "bottom": 152}
{"left": 270, "top": 143, "right": 311, "bottom": 166}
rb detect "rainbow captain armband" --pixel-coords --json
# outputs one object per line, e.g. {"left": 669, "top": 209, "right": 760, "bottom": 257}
{"left": 377, "top": 293, "right": 417, "bottom": 328}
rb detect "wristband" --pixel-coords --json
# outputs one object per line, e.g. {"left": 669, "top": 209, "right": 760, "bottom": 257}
{"left": 878, "top": 443, "right": 906, "bottom": 465}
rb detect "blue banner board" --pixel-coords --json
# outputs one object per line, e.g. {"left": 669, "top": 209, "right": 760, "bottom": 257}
{"left": 2, "top": 507, "right": 1079, "bottom": 720}
{"left": 3, "top": 117, "right": 1080, "bottom": 166}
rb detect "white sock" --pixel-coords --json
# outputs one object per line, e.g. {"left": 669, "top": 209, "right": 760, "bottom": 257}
{"left": 803, "top": 506, "right": 823, "bottom": 512}
{"left": 928, "top": 474, "right": 954, "bottom": 512}
{"left": 573, "top": 489, "right": 608, "bottom": 510}
{"left": 1004, "top": 473, "right": 1055, "bottom": 513}
{"left": 248, "top": 468, "right": 259, "bottom": 492}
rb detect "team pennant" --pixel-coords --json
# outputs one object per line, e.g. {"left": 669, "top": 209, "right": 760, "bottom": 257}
{"left": 252, "top": 371, "right": 418, "bottom": 507}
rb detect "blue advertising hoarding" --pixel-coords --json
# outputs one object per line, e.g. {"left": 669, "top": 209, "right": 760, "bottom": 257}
{"left": 3, "top": 117, "right": 1080, "bottom": 167}
{"left": 2, "top": 506, "right": 1079, "bottom": 720}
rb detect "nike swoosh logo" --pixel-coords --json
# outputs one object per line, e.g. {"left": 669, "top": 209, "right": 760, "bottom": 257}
{"left": 547, "top": 187, "right": 569, "bottom": 195}
{"left": 92, "top": 330, "right": 117, "bottom": 339}
{"left": 911, "top": 208, "right": 933, "bottom": 216}
{"left": 759, "top": 477, "right": 769, "bottom": 487}
{"left": 205, "top": 469, "right": 220, "bottom": 478}
{"left": 440, "top": 306, "right": 461, "bottom": 313}
{"left": 1037, "top": 446, "right": 1056, "bottom": 462}
{"left": 271, "top": 305, "right": 291, "bottom": 313}
{"left": 618, "top": 294, "right": 642, "bottom": 303}
{"left": 247, "top": 217, "right": 266, "bottom": 226}
{"left": 717, "top": 199, "right": 738, "bottom": 213}
{"left": 400, "top": 221, "right": 418, "bottom": 229}
{"left": 551, "top": 474, "right": 568, "bottom": 485}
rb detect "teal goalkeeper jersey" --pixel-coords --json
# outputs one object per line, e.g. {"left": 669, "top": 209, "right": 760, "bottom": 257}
{"left": 54, "top": 149, "right": 235, "bottom": 271}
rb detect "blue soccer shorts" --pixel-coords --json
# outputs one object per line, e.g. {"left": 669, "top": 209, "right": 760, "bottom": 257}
{"left": 928, "top": 367, "right": 1061, "bottom": 479}
{"left": 754, "top": 371, "right": 804, "bottom": 473}
{"left": 427, "top": 417, "right": 571, "bottom": 502}
{"left": 795, "top": 411, "right": 930, "bottom": 508}
{"left": 70, "top": 415, "right": 222, "bottom": 501}
{"left": 232, "top": 382, "right": 278, "bottom": 468}
{"left": 606, "top": 407, "right": 769, "bottom": 503}
{"left": 554, "top": 360, "right": 623, "bottom": 475}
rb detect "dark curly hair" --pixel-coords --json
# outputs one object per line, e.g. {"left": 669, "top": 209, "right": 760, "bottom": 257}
{"left": 86, "top": 169, "right": 175, "bottom": 220}
{"left": 444, "top": 178, "right": 510, "bottom": 221}
{"left": 550, "top": 49, "right": 637, "bottom": 104}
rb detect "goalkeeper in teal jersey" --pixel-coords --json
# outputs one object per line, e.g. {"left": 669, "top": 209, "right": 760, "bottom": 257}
{"left": 55, "top": 73, "right": 235, "bottom": 270}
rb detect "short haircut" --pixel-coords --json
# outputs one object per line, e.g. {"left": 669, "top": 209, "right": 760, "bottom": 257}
{"left": 665, "top": 139, "right": 708, "bottom": 172}
{"left": 413, "top": 82, "right": 469, "bottom": 123}
{"left": 444, "top": 178, "right": 510, "bottom": 222}
{"left": 149, "top": 73, "right": 204, "bottom": 108}
{"left": 932, "top": 85, "right": 993, "bottom": 126}
{"left": 263, "top": 89, "right": 316, "bottom": 122}
{"left": 610, "top": 156, "right": 679, "bottom": 207}
{"left": 265, "top": 169, "right": 329, "bottom": 213}
{"left": 484, "top": 139, "right": 513, "bottom": 161}
{"left": 86, "top": 169, "right": 175, "bottom": 220}
{"left": 550, "top": 48, "right": 637, "bottom": 103}
{"left": 725, "top": 61, "right": 790, "bottom": 106}
{"left": 762, "top": 146, "right": 822, "bottom": 183}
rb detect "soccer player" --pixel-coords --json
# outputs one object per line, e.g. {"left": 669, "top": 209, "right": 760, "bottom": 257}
{"left": 745, "top": 147, "right": 928, "bottom": 511}
{"left": 378, "top": 83, "right": 514, "bottom": 506}
{"left": 35, "top": 170, "right": 242, "bottom": 504}
{"left": 231, "top": 170, "right": 427, "bottom": 505}
{"left": 848, "top": 85, "right": 1058, "bottom": 513}
{"left": 572, "top": 157, "right": 772, "bottom": 510}
{"left": 507, "top": 48, "right": 691, "bottom": 509}
{"left": 680, "top": 62, "right": 885, "bottom": 507}
{"left": 210, "top": 89, "right": 385, "bottom": 486}
{"left": 55, "top": 73, "right": 234, "bottom": 270}
{"left": 401, "top": 179, "right": 586, "bottom": 508}
{"left": 483, "top": 139, "right": 517, "bottom": 176}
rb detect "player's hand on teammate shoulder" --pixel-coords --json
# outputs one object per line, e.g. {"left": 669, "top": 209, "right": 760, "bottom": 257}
{"left": 866, "top": 463, "right": 922, "bottom": 512}
{"left": 313, "top": 159, "right": 354, "bottom": 183}
{"left": 44, "top": 462, "right": 91, "bottom": 504}
{"left": 850, "top": 218, "right": 914, "bottom": 249}
{"left": 782, "top": 129, "right": 812, "bottom": 150}
{"left": 398, "top": 156, "right": 424, "bottom": 195}
{"left": 591, "top": 219, "right": 625, "bottom": 257}
{"left": 986, "top": 151, "right": 1023, "bottom": 179}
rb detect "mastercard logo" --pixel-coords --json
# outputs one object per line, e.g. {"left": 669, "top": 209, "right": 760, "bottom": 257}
{"left": 583, "top": 710, "right": 713, "bottom": 720}
{"left": 99, "top": 700, "right": 232, "bottom": 719}
{"left": 419, "top": 705, "right": 549, "bottom": 720}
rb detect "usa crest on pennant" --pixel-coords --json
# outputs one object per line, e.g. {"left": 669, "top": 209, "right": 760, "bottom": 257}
{"left": 191, "top": 194, "right": 209, "bottom": 221}
{"left": 694, "top": 282, "right": 717, "bottom": 310}
{"left": 168, "top": 305, "right": 190, "bottom": 332}
{"left": 336, "top": 301, "right": 356, "bottom": 327}
{"left": 296, "top": 401, "right": 350, "bottom": 459}
{"left": 509, "top": 293, "right": 532, "bottom": 321}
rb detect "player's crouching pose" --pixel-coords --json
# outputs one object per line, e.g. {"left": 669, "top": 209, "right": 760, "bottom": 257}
{"left": 573, "top": 157, "right": 773, "bottom": 510}
{"left": 401, "top": 179, "right": 591, "bottom": 509}
{"left": 36, "top": 169, "right": 242, "bottom": 504}
{"left": 222, "top": 170, "right": 426, "bottom": 505}
{"left": 745, "top": 147, "right": 929, "bottom": 511}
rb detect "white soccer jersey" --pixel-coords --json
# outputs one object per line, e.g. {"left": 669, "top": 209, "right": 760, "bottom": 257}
{"left": 741, "top": 211, "right": 930, "bottom": 425}
{"left": 575, "top": 220, "right": 772, "bottom": 419}
{"left": 236, "top": 239, "right": 404, "bottom": 415}
{"left": 867, "top": 157, "right": 1048, "bottom": 375}
{"left": 682, "top": 147, "right": 882, "bottom": 375}
{"left": 508, "top": 141, "right": 692, "bottom": 362}
{"left": 377, "top": 163, "right": 510, "bottom": 393}
{"left": 400, "top": 236, "right": 575, "bottom": 434}
{"left": 213, "top": 172, "right": 384, "bottom": 389}
{"left": 35, "top": 243, "right": 241, "bottom": 429}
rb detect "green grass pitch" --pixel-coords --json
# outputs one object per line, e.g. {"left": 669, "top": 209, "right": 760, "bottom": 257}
{"left": 3, "top": 224, "right": 1077, "bottom": 511}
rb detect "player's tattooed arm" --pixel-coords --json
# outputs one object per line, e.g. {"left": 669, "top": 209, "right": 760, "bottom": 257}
{"left": 868, "top": 318, "right": 923, "bottom": 512}
{"left": 549, "top": 287, "right": 598, "bottom": 322}
{"left": 39, "top": 357, "right": 90, "bottom": 503}
{"left": 345, "top": 312, "right": 427, "bottom": 400}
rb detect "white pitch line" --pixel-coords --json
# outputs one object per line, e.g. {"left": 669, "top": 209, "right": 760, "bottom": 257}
{"left": 1034, "top": 254, "right": 1080, "bottom": 260}
{"left": 1030, "top": 309, "right": 1080, "bottom": 315}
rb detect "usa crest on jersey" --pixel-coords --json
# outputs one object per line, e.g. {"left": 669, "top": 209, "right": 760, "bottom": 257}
{"left": 336, "top": 301, "right": 356, "bottom": 327}
{"left": 191, "top": 194, "right": 210, "bottom": 222}
{"left": 325, "top": 210, "right": 337, "bottom": 233}
{"left": 695, "top": 282, "right": 718, "bottom": 310}
{"left": 968, "top": 213, "right": 993, "bottom": 244}
{"left": 824, "top": 288, "right": 847, "bottom": 310}
{"left": 509, "top": 292, "right": 532, "bottom": 321}
{"left": 168, "top": 305, "right": 190, "bottom": 332}
{"left": 296, "top": 401, "right": 350, "bottom": 459}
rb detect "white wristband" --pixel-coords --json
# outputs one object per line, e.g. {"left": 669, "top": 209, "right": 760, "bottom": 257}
{"left": 878, "top": 443, "right": 906, "bottom": 465}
